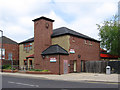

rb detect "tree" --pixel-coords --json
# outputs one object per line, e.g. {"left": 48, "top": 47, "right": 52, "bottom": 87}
{"left": 97, "top": 15, "right": 120, "bottom": 56}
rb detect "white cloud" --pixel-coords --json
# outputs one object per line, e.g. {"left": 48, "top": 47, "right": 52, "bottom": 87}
{"left": 0, "top": 0, "right": 119, "bottom": 42}
{"left": 96, "top": 3, "right": 117, "bottom": 17}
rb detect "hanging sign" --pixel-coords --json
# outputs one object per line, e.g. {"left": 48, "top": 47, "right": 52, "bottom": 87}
{"left": 50, "top": 58, "right": 56, "bottom": 62}
{"left": 69, "top": 49, "right": 75, "bottom": 53}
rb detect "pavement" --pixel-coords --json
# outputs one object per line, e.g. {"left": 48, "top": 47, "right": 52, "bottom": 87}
{"left": 0, "top": 72, "right": 119, "bottom": 83}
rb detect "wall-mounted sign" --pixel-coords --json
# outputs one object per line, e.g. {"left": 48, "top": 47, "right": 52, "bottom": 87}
{"left": 50, "top": 58, "right": 56, "bottom": 62}
{"left": 0, "top": 48, "right": 5, "bottom": 59}
{"left": 70, "top": 49, "right": 75, "bottom": 54}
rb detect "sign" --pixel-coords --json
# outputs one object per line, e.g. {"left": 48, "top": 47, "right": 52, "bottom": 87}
{"left": 0, "top": 48, "right": 5, "bottom": 59}
{"left": 50, "top": 58, "right": 56, "bottom": 62}
{"left": 70, "top": 49, "right": 75, "bottom": 53}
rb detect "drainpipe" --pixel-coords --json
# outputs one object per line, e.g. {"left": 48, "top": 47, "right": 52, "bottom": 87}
{"left": 59, "top": 54, "right": 61, "bottom": 75}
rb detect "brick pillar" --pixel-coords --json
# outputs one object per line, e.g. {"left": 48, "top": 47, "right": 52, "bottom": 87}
{"left": 33, "top": 16, "right": 54, "bottom": 69}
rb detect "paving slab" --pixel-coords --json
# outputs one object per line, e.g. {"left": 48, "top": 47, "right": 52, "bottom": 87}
{"left": 0, "top": 72, "right": 119, "bottom": 83}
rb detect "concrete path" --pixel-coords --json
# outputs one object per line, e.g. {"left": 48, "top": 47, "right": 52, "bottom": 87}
{"left": 0, "top": 72, "right": 119, "bottom": 83}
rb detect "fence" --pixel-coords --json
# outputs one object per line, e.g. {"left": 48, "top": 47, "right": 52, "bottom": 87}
{"left": 85, "top": 60, "right": 120, "bottom": 74}
{"left": 85, "top": 61, "right": 107, "bottom": 73}
{"left": 108, "top": 61, "right": 120, "bottom": 74}
{"left": 2, "top": 60, "right": 19, "bottom": 69}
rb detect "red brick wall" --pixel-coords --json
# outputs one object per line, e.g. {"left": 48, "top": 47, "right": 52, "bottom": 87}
{"left": 0, "top": 44, "right": 19, "bottom": 60}
{"left": 69, "top": 35, "right": 100, "bottom": 72}
{"left": 40, "top": 55, "right": 69, "bottom": 74}
{"left": 34, "top": 19, "right": 53, "bottom": 69}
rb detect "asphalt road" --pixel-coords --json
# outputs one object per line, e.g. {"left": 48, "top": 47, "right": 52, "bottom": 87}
{"left": 2, "top": 75, "right": 119, "bottom": 88}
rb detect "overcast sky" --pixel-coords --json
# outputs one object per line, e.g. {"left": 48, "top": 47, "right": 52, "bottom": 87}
{"left": 0, "top": 0, "right": 119, "bottom": 43}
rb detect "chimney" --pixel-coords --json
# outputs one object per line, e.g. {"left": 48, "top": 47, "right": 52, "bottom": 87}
{"left": 32, "top": 16, "right": 54, "bottom": 69}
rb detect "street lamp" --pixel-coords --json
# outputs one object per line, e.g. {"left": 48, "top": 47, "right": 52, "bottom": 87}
{"left": 0, "top": 30, "right": 3, "bottom": 72}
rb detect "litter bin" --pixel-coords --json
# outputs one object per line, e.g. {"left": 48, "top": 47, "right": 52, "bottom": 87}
{"left": 106, "top": 66, "right": 111, "bottom": 74}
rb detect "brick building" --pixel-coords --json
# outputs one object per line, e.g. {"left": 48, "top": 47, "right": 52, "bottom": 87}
{"left": 0, "top": 36, "right": 19, "bottom": 66}
{"left": 19, "top": 16, "right": 100, "bottom": 74}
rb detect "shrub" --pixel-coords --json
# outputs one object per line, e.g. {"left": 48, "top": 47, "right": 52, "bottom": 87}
{"left": 2, "top": 65, "right": 11, "bottom": 69}
{"left": 2, "top": 65, "right": 16, "bottom": 70}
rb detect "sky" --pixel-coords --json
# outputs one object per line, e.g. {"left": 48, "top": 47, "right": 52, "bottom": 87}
{"left": 0, "top": 0, "right": 119, "bottom": 43}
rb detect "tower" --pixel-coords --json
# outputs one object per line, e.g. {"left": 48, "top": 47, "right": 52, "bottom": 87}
{"left": 32, "top": 16, "right": 54, "bottom": 69}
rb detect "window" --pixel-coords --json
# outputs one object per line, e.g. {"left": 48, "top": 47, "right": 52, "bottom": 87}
{"left": 24, "top": 43, "right": 32, "bottom": 52}
{"left": 89, "top": 41, "right": 92, "bottom": 46}
{"left": 84, "top": 40, "right": 87, "bottom": 44}
{"left": 8, "top": 53, "right": 12, "bottom": 60}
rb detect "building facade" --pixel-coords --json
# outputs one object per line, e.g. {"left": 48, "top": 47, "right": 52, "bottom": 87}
{"left": 19, "top": 16, "right": 100, "bottom": 74}
{"left": 0, "top": 36, "right": 19, "bottom": 67}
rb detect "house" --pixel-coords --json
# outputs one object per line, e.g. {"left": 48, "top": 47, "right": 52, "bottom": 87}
{"left": 19, "top": 16, "right": 100, "bottom": 74}
{"left": 0, "top": 36, "right": 19, "bottom": 66}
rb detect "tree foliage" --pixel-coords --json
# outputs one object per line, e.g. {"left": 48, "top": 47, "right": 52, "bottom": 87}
{"left": 97, "top": 15, "right": 120, "bottom": 56}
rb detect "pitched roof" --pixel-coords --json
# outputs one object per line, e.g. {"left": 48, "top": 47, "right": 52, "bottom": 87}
{"left": 52, "top": 27, "right": 100, "bottom": 42}
{"left": 32, "top": 16, "right": 54, "bottom": 22}
{"left": 19, "top": 27, "right": 100, "bottom": 44}
{"left": 0, "top": 36, "right": 18, "bottom": 44}
{"left": 19, "top": 37, "right": 34, "bottom": 44}
{"left": 41, "top": 44, "right": 69, "bottom": 55}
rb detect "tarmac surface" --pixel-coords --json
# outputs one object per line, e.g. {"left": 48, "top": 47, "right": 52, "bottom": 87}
{"left": 0, "top": 72, "right": 119, "bottom": 83}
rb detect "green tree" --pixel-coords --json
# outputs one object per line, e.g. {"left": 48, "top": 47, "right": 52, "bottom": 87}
{"left": 97, "top": 15, "right": 120, "bottom": 56}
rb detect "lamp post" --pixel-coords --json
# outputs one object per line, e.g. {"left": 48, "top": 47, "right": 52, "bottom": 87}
{"left": 0, "top": 30, "right": 3, "bottom": 72}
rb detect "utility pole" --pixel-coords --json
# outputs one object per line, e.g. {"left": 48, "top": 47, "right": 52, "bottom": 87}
{"left": 0, "top": 30, "right": 3, "bottom": 72}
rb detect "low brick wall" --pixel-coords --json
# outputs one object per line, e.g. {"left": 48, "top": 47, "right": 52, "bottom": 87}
{"left": 26, "top": 71, "right": 56, "bottom": 74}
{"left": 3, "top": 69, "right": 18, "bottom": 73}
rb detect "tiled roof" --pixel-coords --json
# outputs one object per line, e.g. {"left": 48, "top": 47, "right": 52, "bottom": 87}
{"left": 0, "top": 36, "right": 18, "bottom": 44}
{"left": 32, "top": 16, "right": 54, "bottom": 22}
{"left": 19, "top": 27, "right": 100, "bottom": 44}
{"left": 41, "top": 44, "right": 69, "bottom": 55}
{"left": 52, "top": 27, "right": 100, "bottom": 42}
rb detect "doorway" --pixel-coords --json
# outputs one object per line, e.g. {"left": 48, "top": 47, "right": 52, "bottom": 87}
{"left": 70, "top": 60, "right": 77, "bottom": 73}
{"left": 81, "top": 60, "right": 85, "bottom": 72}
{"left": 64, "top": 60, "right": 68, "bottom": 74}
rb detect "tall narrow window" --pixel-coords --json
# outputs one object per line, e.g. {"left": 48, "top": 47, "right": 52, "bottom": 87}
{"left": 84, "top": 40, "right": 87, "bottom": 44}
{"left": 8, "top": 53, "right": 12, "bottom": 60}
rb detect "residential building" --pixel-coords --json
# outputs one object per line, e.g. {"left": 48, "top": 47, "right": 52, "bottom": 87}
{"left": 0, "top": 36, "right": 19, "bottom": 66}
{"left": 19, "top": 16, "right": 100, "bottom": 74}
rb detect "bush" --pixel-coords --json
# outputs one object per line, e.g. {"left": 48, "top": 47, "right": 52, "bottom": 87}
{"left": 2, "top": 65, "right": 16, "bottom": 70}
{"left": 2, "top": 65, "right": 11, "bottom": 69}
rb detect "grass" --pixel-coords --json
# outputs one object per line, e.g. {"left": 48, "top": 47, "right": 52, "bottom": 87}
{"left": 29, "top": 69, "right": 49, "bottom": 72}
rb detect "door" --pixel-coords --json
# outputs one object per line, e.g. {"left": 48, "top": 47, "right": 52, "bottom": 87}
{"left": 81, "top": 60, "right": 85, "bottom": 72}
{"left": 73, "top": 61, "right": 77, "bottom": 72}
{"left": 70, "top": 60, "right": 74, "bottom": 73}
{"left": 64, "top": 60, "right": 68, "bottom": 74}
{"left": 70, "top": 60, "right": 77, "bottom": 73}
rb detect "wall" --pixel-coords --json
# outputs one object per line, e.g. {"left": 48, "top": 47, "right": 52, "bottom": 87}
{"left": 3, "top": 43, "right": 19, "bottom": 60}
{"left": 34, "top": 19, "right": 53, "bottom": 70}
{"left": 69, "top": 35, "right": 100, "bottom": 72}
{"left": 41, "top": 54, "right": 69, "bottom": 74}
{"left": 52, "top": 35, "right": 70, "bottom": 51}
{"left": 19, "top": 42, "right": 34, "bottom": 68}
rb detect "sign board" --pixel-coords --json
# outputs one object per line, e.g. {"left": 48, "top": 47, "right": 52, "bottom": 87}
{"left": 50, "top": 58, "right": 56, "bottom": 62}
{"left": 70, "top": 49, "right": 75, "bottom": 53}
{"left": 0, "top": 48, "right": 5, "bottom": 59}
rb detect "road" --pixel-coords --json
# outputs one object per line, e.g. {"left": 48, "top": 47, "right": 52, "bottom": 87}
{"left": 2, "top": 75, "right": 119, "bottom": 88}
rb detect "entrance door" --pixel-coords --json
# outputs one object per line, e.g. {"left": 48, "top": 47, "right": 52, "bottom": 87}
{"left": 64, "top": 60, "right": 68, "bottom": 74}
{"left": 70, "top": 60, "right": 77, "bottom": 73}
{"left": 81, "top": 60, "right": 85, "bottom": 72}
{"left": 73, "top": 61, "right": 77, "bottom": 72}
